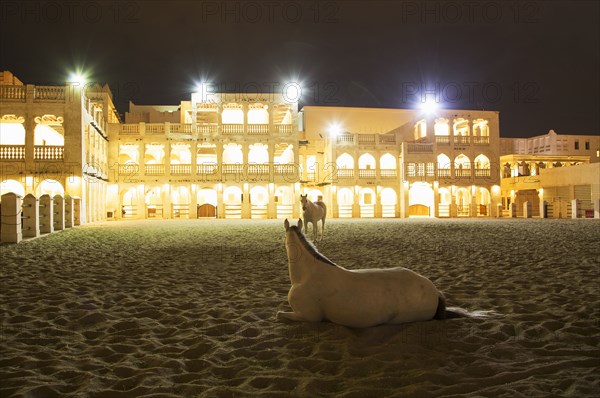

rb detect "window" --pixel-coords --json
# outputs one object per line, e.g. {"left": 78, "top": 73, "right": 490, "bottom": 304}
{"left": 574, "top": 140, "right": 579, "bottom": 150}
{"left": 585, "top": 141, "right": 590, "bottom": 150}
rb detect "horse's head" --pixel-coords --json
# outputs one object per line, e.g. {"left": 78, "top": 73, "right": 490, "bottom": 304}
{"left": 284, "top": 218, "right": 303, "bottom": 235}
{"left": 300, "top": 194, "right": 308, "bottom": 211}
{"left": 284, "top": 218, "right": 304, "bottom": 253}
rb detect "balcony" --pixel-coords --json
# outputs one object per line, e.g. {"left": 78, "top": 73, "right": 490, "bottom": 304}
{"left": 274, "top": 164, "right": 298, "bottom": 175}
{"left": 380, "top": 169, "right": 397, "bottom": 178}
{"left": 358, "top": 134, "right": 376, "bottom": 145}
{"left": 119, "top": 164, "right": 139, "bottom": 175}
{"left": 247, "top": 164, "right": 270, "bottom": 175}
{"left": 453, "top": 136, "right": 470, "bottom": 145}
{"left": 170, "top": 164, "right": 192, "bottom": 175}
{"left": 473, "top": 136, "right": 490, "bottom": 145}
{"left": 197, "top": 164, "right": 218, "bottom": 175}
{"left": 197, "top": 124, "right": 218, "bottom": 134}
{"left": 222, "top": 124, "right": 244, "bottom": 135}
{"left": 275, "top": 124, "right": 292, "bottom": 135}
{"left": 337, "top": 169, "right": 354, "bottom": 178}
{"left": 120, "top": 124, "right": 140, "bottom": 135}
{"left": 0, "top": 85, "right": 26, "bottom": 101}
{"left": 145, "top": 164, "right": 165, "bottom": 175}
{"left": 0, "top": 145, "right": 25, "bottom": 160}
{"left": 474, "top": 168, "right": 491, "bottom": 177}
{"left": 455, "top": 168, "right": 472, "bottom": 178}
{"left": 222, "top": 163, "right": 244, "bottom": 174}
{"left": 33, "top": 86, "right": 65, "bottom": 102}
{"left": 358, "top": 169, "right": 376, "bottom": 178}
{"left": 34, "top": 145, "right": 64, "bottom": 160}
{"left": 437, "top": 169, "right": 451, "bottom": 178}
{"left": 435, "top": 136, "right": 451, "bottom": 145}
{"left": 406, "top": 143, "right": 433, "bottom": 153}
{"left": 336, "top": 134, "right": 355, "bottom": 145}
{"left": 145, "top": 123, "right": 165, "bottom": 135}
{"left": 247, "top": 124, "right": 269, "bottom": 135}
{"left": 378, "top": 135, "right": 396, "bottom": 144}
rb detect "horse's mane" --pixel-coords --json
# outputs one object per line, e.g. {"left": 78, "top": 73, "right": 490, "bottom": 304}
{"left": 289, "top": 226, "right": 336, "bottom": 267}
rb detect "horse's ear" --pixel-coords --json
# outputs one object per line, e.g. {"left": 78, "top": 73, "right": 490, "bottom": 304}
{"left": 284, "top": 219, "right": 290, "bottom": 231}
{"left": 298, "top": 218, "right": 303, "bottom": 230}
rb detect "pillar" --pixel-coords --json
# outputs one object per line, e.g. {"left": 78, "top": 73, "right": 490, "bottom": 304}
{"left": 73, "top": 197, "right": 81, "bottom": 225}
{"left": 523, "top": 201, "right": 532, "bottom": 218}
{"left": 22, "top": 194, "right": 39, "bottom": 238}
{"left": 65, "top": 195, "right": 74, "bottom": 227}
{"left": 39, "top": 194, "right": 54, "bottom": 234}
{"left": 53, "top": 194, "right": 65, "bottom": 230}
{"left": 0, "top": 193, "right": 22, "bottom": 243}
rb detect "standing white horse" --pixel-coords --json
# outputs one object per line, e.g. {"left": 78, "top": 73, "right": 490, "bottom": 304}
{"left": 277, "top": 219, "right": 447, "bottom": 327}
{"left": 300, "top": 194, "right": 326, "bottom": 241}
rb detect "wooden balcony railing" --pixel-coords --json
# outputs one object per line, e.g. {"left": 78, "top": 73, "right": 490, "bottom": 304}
{"left": 0, "top": 145, "right": 25, "bottom": 160}
{"left": 34, "top": 145, "right": 64, "bottom": 160}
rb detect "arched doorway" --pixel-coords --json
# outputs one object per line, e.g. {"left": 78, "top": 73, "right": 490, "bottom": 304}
{"left": 223, "top": 186, "right": 243, "bottom": 218}
{"left": 197, "top": 188, "right": 217, "bottom": 218}
{"left": 121, "top": 187, "right": 140, "bottom": 218}
{"left": 438, "top": 187, "right": 452, "bottom": 217}
{"left": 337, "top": 188, "right": 353, "bottom": 218}
{"left": 171, "top": 185, "right": 190, "bottom": 218}
{"left": 145, "top": 186, "right": 164, "bottom": 218}
{"left": 0, "top": 179, "right": 25, "bottom": 197}
{"left": 250, "top": 185, "right": 269, "bottom": 219}
{"left": 359, "top": 187, "right": 376, "bottom": 218}
{"left": 380, "top": 187, "right": 397, "bottom": 218}
{"left": 409, "top": 182, "right": 433, "bottom": 217}
{"left": 275, "top": 185, "right": 294, "bottom": 219}
{"left": 475, "top": 187, "right": 491, "bottom": 216}
{"left": 455, "top": 187, "right": 471, "bottom": 217}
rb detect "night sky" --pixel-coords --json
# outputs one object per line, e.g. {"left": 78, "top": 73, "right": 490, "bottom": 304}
{"left": 1, "top": 0, "right": 598, "bottom": 137}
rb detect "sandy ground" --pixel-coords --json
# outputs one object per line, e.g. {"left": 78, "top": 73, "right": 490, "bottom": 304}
{"left": 1, "top": 218, "right": 599, "bottom": 397}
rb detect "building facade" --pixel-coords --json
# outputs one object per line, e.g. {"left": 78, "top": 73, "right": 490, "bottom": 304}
{"left": 0, "top": 71, "right": 119, "bottom": 224}
{"left": 499, "top": 131, "right": 600, "bottom": 218}
{"left": 1, "top": 72, "right": 597, "bottom": 221}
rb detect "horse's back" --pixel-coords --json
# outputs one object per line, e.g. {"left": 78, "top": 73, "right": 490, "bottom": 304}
{"left": 315, "top": 201, "right": 327, "bottom": 217}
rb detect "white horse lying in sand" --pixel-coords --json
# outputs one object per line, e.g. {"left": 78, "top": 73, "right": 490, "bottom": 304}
{"left": 300, "top": 194, "right": 326, "bottom": 241}
{"left": 277, "top": 219, "right": 447, "bottom": 328}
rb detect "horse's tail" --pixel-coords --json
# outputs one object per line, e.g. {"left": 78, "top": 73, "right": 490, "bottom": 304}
{"left": 317, "top": 201, "right": 327, "bottom": 219}
{"left": 434, "top": 293, "right": 447, "bottom": 320}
